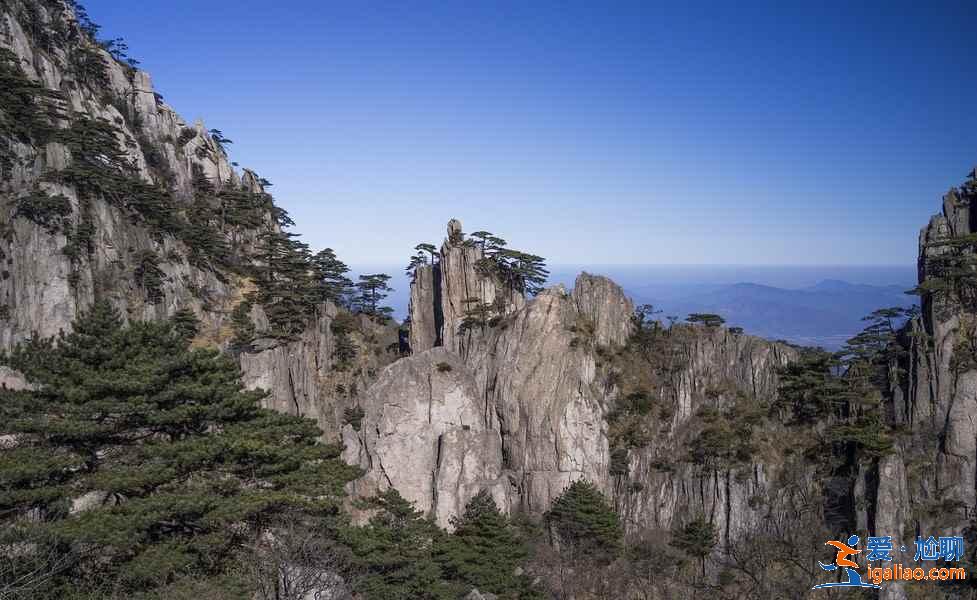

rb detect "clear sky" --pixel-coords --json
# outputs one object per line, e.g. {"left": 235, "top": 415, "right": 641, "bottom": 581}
{"left": 82, "top": 0, "right": 977, "bottom": 266}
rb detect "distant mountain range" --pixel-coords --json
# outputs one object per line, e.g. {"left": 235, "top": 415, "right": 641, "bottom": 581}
{"left": 626, "top": 279, "right": 916, "bottom": 349}
{"left": 357, "top": 264, "right": 917, "bottom": 350}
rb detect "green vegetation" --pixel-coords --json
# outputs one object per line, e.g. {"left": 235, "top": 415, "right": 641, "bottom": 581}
{"left": 330, "top": 312, "right": 358, "bottom": 368}
{"left": 0, "top": 47, "right": 66, "bottom": 179}
{"left": 670, "top": 516, "right": 717, "bottom": 576}
{"left": 170, "top": 308, "right": 200, "bottom": 340}
{"left": 230, "top": 299, "right": 256, "bottom": 350}
{"left": 544, "top": 480, "right": 622, "bottom": 563}
{"left": 405, "top": 243, "right": 438, "bottom": 278}
{"left": 458, "top": 297, "right": 501, "bottom": 335}
{"left": 686, "top": 312, "right": 726, "bottom": 327}
{"left": 342, "top": 489, "right": 457, "bottom": 599}
{"left": 133, "top": 249, "right": 165, "bottom": 303}
{"left": 13, "top": 189, "right": 71, "bottom": 233}
{"left": 438, "top": 491, "right": 539, "bottom": 599}
{"left": 0, "top": 302, "right": 359, "bottom": 598}
{"left": 354, "top": 274, "right": 394, "bottom": 320}
{"left": 687, "top": 396, "right": 763, "bottom": 469}
{"left": 473, "top": 232, "right": 549, "bottom": 296}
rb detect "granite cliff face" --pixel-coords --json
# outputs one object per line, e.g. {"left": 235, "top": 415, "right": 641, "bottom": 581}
{"left": 345, "top": 222, "right": 799, "bottom": 539}
{"left": 869, "top": 186, "right": 977, "bottom": 600}
{"left": 0, "top": 0, "right": 398, "bottom": 433}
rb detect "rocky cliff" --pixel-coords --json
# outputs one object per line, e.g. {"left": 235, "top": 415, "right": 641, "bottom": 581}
{"left": 345, "top": 222, "right": 799, "bottom": 540}
{"left": 870, "top": 181, "right": 977, "bottom": 599}
{"left": 0, "top": 0, "right": 397, "bottom": 436}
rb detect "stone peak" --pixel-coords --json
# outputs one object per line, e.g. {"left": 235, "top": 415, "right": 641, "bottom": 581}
{"left": 447, "top": 218, "right": 463, "bottom": 240}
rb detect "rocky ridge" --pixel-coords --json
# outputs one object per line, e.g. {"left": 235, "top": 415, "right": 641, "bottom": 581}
{"left": 0, "top": 0, "right": 395, "bottom": 435}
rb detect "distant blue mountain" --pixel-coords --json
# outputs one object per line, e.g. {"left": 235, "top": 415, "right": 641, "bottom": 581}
{"left": 628, "top": 279, "right": 916, "bottom": 350}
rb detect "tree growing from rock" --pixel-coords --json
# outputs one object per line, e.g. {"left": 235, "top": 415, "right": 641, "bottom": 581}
{"left": 354, "top": 273, "right": 394, "bottom": 319}
{"left": 311, "top": 248, "right": 353, "bottom": 305}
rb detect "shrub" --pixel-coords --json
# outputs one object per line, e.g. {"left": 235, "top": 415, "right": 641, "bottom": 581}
{"left": 14, "top": 190, "right": 71, "bottom": 233}
{"left": 230, "top": 299, "right": 256, "bottom": 350}
{"left": 133, "top": 250, "right": 165, "bottom": 303}
{"left": 670, "top": 516, "right": 717, "bottom": 561}
{"left": 610, "top": 447, "right": 630, "bottom": 477}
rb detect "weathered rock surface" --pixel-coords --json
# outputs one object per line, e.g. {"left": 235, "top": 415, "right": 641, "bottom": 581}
{"left": 572, "top": 272, "right": 634, "bottom": 347}
{"left": 866, "top": 184, "right": 977, "bottom": 600}
{"left": 342, "top": 348, "right": 512, "bottom": 528}
{"left": 355, "top": 240, "right": 801, "bottom": 537}
{"left": 0, "top": 0, "right": 363, "bottom": 426}
{"left": 407, "top": 220, "right": 523, "bottom": 356}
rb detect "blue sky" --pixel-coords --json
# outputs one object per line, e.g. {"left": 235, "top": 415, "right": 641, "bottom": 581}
{"left": 83, "top": 0, "right": 977, "bottom": 266}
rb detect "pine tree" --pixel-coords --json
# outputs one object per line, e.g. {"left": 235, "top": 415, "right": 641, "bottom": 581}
{"left": 0, "top": 301, "right": 359, "bottom": 598}
{"left": 342, "top": 489, "right": 459, "bottom": 600}
{"left": 544, "top": 480, "right": 622, "bottom": 564}
{"left": 670, "top": 516, "right": 716, "bottom": 576}
{"left": 686, "top": 313, "right": 725, "bottom": 327}
{"left": 311, "top": 248, "right": 353, "bottom": 305}
{"left": 354, "top": 274, "right": 393, "bottom": 319}
{"left": 437, "top": 491, "right": 540, "bottom": 599}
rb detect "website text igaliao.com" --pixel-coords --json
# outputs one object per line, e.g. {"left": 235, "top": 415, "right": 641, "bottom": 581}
{"left": 865, "top": 563, "right": 967, "bottom": 585}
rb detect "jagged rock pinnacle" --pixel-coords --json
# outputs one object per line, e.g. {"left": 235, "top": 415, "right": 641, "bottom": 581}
{"left": 447, "top": 218, "right": 463, "bottom": 241}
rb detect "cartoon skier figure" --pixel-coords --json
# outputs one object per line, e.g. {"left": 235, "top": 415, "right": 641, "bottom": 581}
{"left": 812, "top": 535, "right": 882, "bottom": 590}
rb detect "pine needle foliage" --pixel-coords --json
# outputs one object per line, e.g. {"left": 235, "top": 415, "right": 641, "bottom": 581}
{"left": 0, "top": 301, "right": 360, "bottom": 598}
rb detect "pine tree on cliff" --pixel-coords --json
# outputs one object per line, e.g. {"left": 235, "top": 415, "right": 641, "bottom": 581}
{"left": 354, "top": 273, "right": 394, "bottom": 318}
{"left": 473, "top": 233, "right": 549, "bottom": 296}
{"left": 311, "top": 247, "right": 353, "bottom": 304}
{"left": 0, "top": 302, "right": 359, "bottom": 598}
{"left": 437, "top": 491, "right": 541, "bottom": 599}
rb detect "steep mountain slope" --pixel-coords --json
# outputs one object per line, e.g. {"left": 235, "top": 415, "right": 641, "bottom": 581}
{"left": 0, "top": 0, "right": 396, "bottom": 437}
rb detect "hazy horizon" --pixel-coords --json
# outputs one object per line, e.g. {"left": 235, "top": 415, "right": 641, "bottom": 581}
{"left": 351, "top": 263, "right": 917, "bottom": 335}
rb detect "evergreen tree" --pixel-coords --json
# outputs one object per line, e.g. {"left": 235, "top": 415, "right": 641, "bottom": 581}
{"left": 342, "top": 489, "right": 458, "bottom": 600}
{"left": 670, "top": 516, "right": 716, "bottom": 576}
{"left": 311, "top": 248, "right": 353, "bottom": 304}
{"left": 252, "top": 231, "right": 318, "bottom": 335}
{"left": 414, "top": 243, "right": 438, "bottom": 263}
{"left": 0, "top": 302, "right": 359, "bottom": 598}
{"left": 775, "top": 349, "right": 847, "bottom": 424}
{"left": 686, "top": 313, "right": 725, "bottom": 328}
{"left": 170, "top": 308, "right": 201, "bottom": 340}
{"left": 544, "top": 480, "right": 622, "bottom": 564}
{"left": 354, "top": 274, "right": 393, "bottom": 318}
{"left": 437, "top": 491, "right": 540, "bottom": 599}
{"left": 469, "top": 231, "right": 493, "bottom": 251}
{"left": 405, "top": 244, "right": 437, "bottom": 279}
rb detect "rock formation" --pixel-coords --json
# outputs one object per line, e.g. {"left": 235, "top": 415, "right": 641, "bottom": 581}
{"left": 4, "top": 5, "right": 977, "bottom": 598}
{"left": 0, "top": 0, "right": 396, "bottom": 435}
{"left": 347, "top": 222, "right": 800, "bottom": 542}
